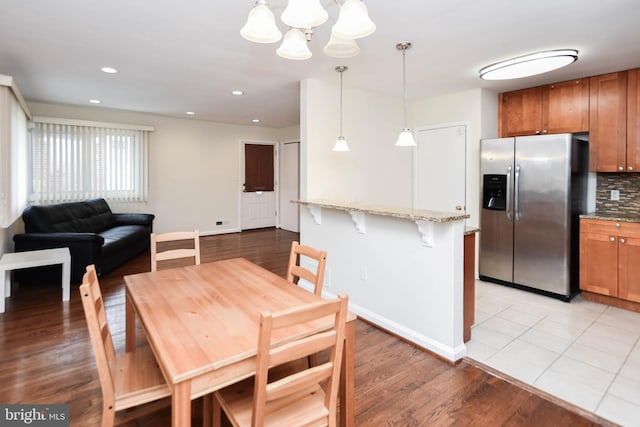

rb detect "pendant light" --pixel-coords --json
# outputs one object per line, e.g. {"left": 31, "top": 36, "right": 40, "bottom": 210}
{"left": 281, "top": 0, "right": 328, "bottom": 29}
{"left": 395, "top": 42, "right": 416, "bottom": 147}
{"left": 323, "top": 33, "right": 360, "bottom": 58}
{"left": 333, "top": 66, "right": 350, "bottom": 152}
{"left": 277, "top": 28, "right": 312, "bottom": 60}
{"left": 332, "top": 0, "right": 376, "bottom": 40}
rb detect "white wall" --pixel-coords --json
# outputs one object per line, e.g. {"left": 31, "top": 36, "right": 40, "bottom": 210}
{"left": 410, "top": 88, "right": 499, "bottom": 229}
{"left": 28, "top": 102, "right": 282, "bottom": 234}
{"left": 301, "top": 78, "right": 413, "bottom": 205}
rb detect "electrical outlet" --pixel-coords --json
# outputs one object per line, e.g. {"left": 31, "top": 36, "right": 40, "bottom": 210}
{"left": 611, "top": 190, "right": 620, "bottom": 201}
{"left": 360, "top": 266, "right": 368, "bottom": 282}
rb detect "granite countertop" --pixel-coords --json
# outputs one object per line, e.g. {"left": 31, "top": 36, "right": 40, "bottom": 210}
{"left": 293, "top": 199, "right": 469, "bottom": 223}
{"left": 580, "top": 212, "right": 640, "bottom": 223}
{"left": 464, "top": 226, "right": 480, "bottom": 235}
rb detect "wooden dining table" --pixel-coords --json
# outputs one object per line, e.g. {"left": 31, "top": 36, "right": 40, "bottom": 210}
{"left": 124, "top": 257, "right": 356, "bottom": 427}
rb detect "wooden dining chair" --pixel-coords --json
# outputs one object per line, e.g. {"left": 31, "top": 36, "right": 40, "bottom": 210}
{"left": 212, "top": 294, "right": 348, "bottom": 427}
{"left": 286, "top": 241, "right": 327, "bottom": 296}
{"left": 150, "top": 229, "right": 201, "bottom": 272}
{"left": 79, "top": 265, "right": 171, "bottom": 427}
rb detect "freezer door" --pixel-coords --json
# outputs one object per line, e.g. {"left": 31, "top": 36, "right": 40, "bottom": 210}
{"left": 513, "top": 134, "right": 572, "bottom": 295}
{"left": 479, "top": 138, "right": 514, "bottom": 283}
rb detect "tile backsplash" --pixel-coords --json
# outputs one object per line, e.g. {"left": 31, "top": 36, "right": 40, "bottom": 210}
{"left": 596, "top": 173, "right": 640, "bottom": 215}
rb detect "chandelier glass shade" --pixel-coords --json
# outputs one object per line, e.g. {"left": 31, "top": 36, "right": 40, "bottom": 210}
{"left": 241, "top": 0, "right": 375, "bottom": 60}
{"left": 277, "top": 28, "right": 313, "bottom": 60}
{"left": 395, "top": 42, "right": 416, "bottom": 147}
{"left": 479, "top": 49, "right": 579, "bottom": 80}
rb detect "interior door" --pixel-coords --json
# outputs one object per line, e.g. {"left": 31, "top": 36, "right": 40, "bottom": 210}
{"left": 415, "top": 124, "right": 466, "bottom": 214}
{"left": 241, "top": 142, "right": 276, "bottom": 230}
{"left": 279, "top": 141, "right": 300, "bottom": 232}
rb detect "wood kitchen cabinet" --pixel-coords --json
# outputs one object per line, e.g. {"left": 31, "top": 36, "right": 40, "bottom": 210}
{"left": 499, "top": 79, "right": 589, "bottom": 137}
{"left": 628, "top": 68, "right": 640, "bottom": 171}
{"left": 589, "top": 71, "right": 630, "bottom": 172}
{"left": 580, "top": 219, "right": 640, "bottom": 305}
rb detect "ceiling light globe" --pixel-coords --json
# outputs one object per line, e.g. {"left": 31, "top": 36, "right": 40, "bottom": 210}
{"left": 479, "top": 49, "right": 578, "bottom": 80}
{"left": 332, "top": 0, "right": 376, "bottom": 40}
{"left": 324, "top": 32, "right": 360, "bottom": 58}
{"left": 333, "top": 136, "right": 350, "bottom": 152}
{"left": 276, "top": 28, "right": 312, "bottom": 60}
{"left": 395, "top": 129, "right": 416, "bottom": 147}
{"left": 281, "top": 0, "right": 328, "bottom": 29}
{"left": 240, "top": 3, "right": 283, "bottom": 44}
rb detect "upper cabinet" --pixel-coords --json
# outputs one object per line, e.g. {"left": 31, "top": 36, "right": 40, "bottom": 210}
{"left": 499, "top": 79, "right": 589, "bottom": 137}
{"left": 589, "top": 71, "right": 628, "bottom": 172}
{"left": 628, "top": 68, "right": 640, "bottom": 171}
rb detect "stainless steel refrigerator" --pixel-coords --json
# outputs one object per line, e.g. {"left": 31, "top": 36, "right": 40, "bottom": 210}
{"left": 479, "top": 133, "right": 589, "bottom": 300}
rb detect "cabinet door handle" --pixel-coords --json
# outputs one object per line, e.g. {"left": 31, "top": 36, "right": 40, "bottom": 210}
{"left": 610, "top": 236, "right": 616, "bottom": 242}
{"left": 616, "top": 223, "right": 621, "bottom": 228}
{"left": 629, "top": 166, "right": 635, "bottom": 171}
{"left": 621, "top": 238, "right": 626, "bottom": 244}
{"left": 542, "top": 129, "right": 548, "bottom": 134}
{"left": 619, "top": 166, "right": 625, "bottom": 171}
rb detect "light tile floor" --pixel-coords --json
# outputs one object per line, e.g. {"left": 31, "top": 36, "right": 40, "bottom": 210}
{"left": 466, "top": 280, "right": 640, "bottom": 427}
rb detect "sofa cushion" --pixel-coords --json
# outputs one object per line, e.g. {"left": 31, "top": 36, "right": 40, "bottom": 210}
{"left": 22, "top": 199, "right": 116, "bottom": 233}
{"left": 99, "top": 225, "right": 150, "bottom": 258}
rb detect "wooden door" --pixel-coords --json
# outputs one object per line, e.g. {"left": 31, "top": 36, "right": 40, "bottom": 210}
{"left": 618, "top": 235, "right": 640, "bottom": 303}
{"left": 499, "top": 87, "right": 542, "bottom": 137}
{"left": 627, "top": 68, "right": 640, "bottom": 172}
{"left": 542, "top": 79, "right": 589, "bottom": 134}
{"left": 579, "top": 220, "right": 619, "bottom": 297}
{"left": 414, "top": 124, "right": 466, "bottom": 215}
{"left": 589, "top": 71, "right": 628, "bottom": 172}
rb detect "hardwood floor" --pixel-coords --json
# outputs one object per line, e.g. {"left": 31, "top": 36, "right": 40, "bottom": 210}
{"left": 0, "top": 228, "right": 609, "bottom": 426}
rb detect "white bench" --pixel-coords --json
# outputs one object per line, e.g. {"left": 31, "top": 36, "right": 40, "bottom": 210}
{"left": 0, "top": 247, "right": 71, "bottom": 313}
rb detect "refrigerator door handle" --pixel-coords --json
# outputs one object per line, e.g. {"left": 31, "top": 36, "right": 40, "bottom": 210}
{"left": 506, "top": 165, "right": 512, "bottom": 221}
{"left": 514, "top": 164, "right": 521, "bottom": 220}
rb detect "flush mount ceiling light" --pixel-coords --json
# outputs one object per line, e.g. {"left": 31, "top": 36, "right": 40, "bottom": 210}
{"left": 101, "top": 67, "right": 118, "bottom": 74}
{"left": 333, "top": 66, "right": 349, "bottom": 152}
{"left": 479, "top": 49, "right": 579, "bottom": 80}
{"left": 241, "top": 0, "right": 375, "bottom": 60}
{"left": 395, "top": 42, "right": 416, "bottom": 147}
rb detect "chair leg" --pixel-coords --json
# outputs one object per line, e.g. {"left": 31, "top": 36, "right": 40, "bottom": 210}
{"left": 202, "top": 395, "right": 212, "bottom": 427}
{"left": 212, "top": 394, "right": 222, "bottom": 427}
{"left": 101, "top": 407, "right": 115, "bottom": 427}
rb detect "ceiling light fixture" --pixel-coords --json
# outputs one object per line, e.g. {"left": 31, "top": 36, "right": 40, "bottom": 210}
{"left": 89, "top": 99, "right": 101, "bottom": 104}
{"left": 241, "top": 0, "right": 375, "bottom": 60}
{"left": 186, "top": 111, "right": 195, "bottom": 115}
{"left": 333, "top": 66, "right": 349, "bottom": 152}
{"left": 101, "top": 67, "right": 118, "bottom": 74}
{"left": 479, "top": 49, "right": 579, "bottom": 80}
{"left": 395, "top": 42, "right": 416, "bottom": 147}
{"left": 231, "top": 90, "right": 244, "bottom": 95}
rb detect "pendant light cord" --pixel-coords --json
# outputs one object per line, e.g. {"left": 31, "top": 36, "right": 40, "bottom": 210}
{"left": 339, "top": 69, "right": 344, "bottom": 136}
{"left": 402, "top": 46, "right": 408, "bottom": 129}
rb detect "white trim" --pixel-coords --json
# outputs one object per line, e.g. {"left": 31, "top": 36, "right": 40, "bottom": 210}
{"left": 33, "top": 116, "right": 155, "bottom": 132}
{"left": 0, "top": 74, "right": 32, "bottom": 120}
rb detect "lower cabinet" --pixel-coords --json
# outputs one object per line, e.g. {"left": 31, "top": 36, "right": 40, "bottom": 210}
{"left": 580, "top": 219, "right": 640, "bottom": 304}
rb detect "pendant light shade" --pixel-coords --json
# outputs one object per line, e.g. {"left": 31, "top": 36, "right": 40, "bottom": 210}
{"left": 332, "top": 0, "right": 376, "bottom": 40}
{"left": 324, "top": 32, "right": 360, "bottom": 58}
{"left": 240, "top": 1, "right": 283, "bottom": 44}
{"left": 277, "top": 28, "right": 312, "bottom": 60}
{"left": 395, "top": 42, "right": 416, "bottom": 147}
{"left": 333, "top": 66, "right": 350, "bottom": 152}
{"left": 281, "top": 0, "right": 328, "bottom": 29}
{"left": 479, "top": 49, "right": 579, "bottom": 80}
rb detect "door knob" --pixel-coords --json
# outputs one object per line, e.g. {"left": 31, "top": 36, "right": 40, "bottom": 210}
{"left": 455, "top": 205, "right": 463, "bottom": 211}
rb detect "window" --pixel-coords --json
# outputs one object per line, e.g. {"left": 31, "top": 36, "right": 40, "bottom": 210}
{"left": 30, "top": 119, "right": 151, "bottom": 205}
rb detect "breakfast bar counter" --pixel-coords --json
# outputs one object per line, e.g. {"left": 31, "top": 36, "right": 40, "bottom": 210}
{"left": 294, "top": 199, "right": 470, "bottom": 362}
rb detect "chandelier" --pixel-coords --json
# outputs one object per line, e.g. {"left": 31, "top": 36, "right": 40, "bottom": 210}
{"left": 240, "top": 0, "right": 376, "bottom": 60}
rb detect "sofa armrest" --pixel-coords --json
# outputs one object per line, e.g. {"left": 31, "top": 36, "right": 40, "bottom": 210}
{"left": 113, "top": 213, "right": 155, "bottom": 229}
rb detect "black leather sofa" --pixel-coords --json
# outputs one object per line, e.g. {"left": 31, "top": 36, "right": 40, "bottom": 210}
{"left": 13, "top": 198, "right": 154, "bottom": 284}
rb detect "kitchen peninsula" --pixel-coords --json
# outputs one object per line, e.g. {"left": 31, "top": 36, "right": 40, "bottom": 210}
{"left": 294, "top": 199, "right": 470, "bottom": 362}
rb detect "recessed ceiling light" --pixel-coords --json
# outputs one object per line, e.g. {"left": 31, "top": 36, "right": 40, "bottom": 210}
{"left": 479, "top": 49, "right": 578, "bottom": 80}
{"left": 101, "top": 67, "right": 118, "bottom": 74}
{"left": 89, "top": 99, "right": 101, "bottom": 104}
{"left": 252, "top": 119, "right": 260, "bottom": 123}
{"left": 231, "top": 90, "right": 244, "bottom": 96}
{"left": 186, "top": 111, "right": 196, "bottom": 115}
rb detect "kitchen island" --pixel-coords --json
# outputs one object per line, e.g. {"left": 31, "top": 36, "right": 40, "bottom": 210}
{"left": 294, "top": 199, "right": 470, "bottom": 362}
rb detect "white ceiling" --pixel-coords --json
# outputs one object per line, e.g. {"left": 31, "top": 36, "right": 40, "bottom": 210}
{"left": 1, "top": 0, "right": 640, "bottom": 128}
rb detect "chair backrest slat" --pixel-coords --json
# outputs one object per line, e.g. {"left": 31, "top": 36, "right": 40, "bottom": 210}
{"left": 150, "top": 229, "right": 201, "bottom": 271}
{"left": 286, "top": 241, "right": 327, "bottom": 296}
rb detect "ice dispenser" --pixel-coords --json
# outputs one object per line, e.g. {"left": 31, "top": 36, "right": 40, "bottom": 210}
{"left": 482, "top": 174, "right": 507, "bottom": 210}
